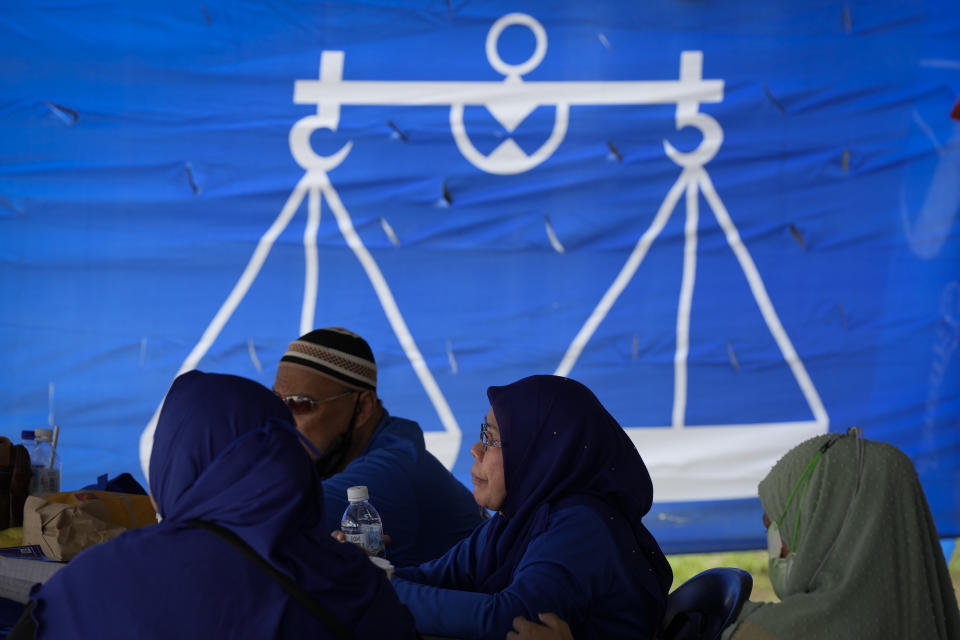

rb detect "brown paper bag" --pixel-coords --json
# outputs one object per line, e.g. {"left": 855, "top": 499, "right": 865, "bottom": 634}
{"left": 22, "top": 491, "right": 156, "bottom": 561}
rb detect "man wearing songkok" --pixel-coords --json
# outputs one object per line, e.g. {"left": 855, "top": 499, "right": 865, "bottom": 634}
{"left": 274, "top": 327, "right": 486, "bottom": 567}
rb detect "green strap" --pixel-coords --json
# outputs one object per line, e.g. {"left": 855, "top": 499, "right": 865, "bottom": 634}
{"left": 775, "top": 436, "right": 841, "bottom": 552}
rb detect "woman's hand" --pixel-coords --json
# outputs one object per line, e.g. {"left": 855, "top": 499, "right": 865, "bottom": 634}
{"left": 506, "top": 613, "right": 574, "bottom": 640}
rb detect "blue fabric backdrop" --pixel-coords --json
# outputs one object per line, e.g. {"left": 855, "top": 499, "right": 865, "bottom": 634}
{"left": 2, "top": 0, "right": 958, "bottom": 552}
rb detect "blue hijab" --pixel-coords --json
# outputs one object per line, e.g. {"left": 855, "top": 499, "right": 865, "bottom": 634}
{"left": 477, "top": 375, "right": 672, "bottom": 605}
{"left": 31, "top": 371, "right": 415, "bottom": 639}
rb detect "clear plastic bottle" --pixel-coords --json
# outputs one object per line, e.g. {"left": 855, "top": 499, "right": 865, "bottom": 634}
{"left": 21, "top": 430, "right": 40, "bottom": 495}
{"left": 340, "top": 485, "right": 384, "bottom": 557}
{"left": 30, "top": 428, "right": 61, "bottom": 495}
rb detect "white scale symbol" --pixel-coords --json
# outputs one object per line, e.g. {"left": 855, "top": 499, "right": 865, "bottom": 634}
{"left": 142, "top": 13, "right": 828, "bottom": 501}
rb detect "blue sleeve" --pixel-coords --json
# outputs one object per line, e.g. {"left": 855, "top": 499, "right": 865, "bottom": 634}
{"left": 392, "top": 507, "right": 617, "bottom": 640}
{"left": 321, "top": 468, "right": 353, "bottom": 533}
{"left": 394, "top": 519, "right": 487, "bottom": 589}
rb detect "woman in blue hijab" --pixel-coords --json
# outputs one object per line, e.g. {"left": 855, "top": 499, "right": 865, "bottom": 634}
{"left": 23, "top": 371, "right": 416, "bottom": 639}
{"left": 392, "top": 375, "right": 672, "bottom": 640}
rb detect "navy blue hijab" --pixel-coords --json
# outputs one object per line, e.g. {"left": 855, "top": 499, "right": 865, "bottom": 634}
{"left": 476, "top": 375, "right": 672, "bottom": 605}
{"left": 31, "top": 371, "right": 415, "bottom": 639}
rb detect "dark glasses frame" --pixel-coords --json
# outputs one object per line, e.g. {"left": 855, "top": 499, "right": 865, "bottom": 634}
{"left": 480, "top": 421, "right": 503, "bottom": 452}
{"left": 278, "top": 389, "right": 357, "bottom": 415}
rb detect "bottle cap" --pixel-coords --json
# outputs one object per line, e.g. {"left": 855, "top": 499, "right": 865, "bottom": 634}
{"left": 21, "top": 430, "right": 35, "bottom": 441}
{"left": 35, "top": 429, "right": 53, "bottom": 442}
{"left": 347, "top": 485, "right": 369, "bottom": 502}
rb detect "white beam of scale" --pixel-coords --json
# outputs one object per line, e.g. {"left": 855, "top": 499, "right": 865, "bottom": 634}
{"left": 139, "top": 13, "right": 827, "bottom": 502}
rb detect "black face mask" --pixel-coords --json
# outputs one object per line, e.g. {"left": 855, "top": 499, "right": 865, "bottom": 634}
{"left": 314, "top": 396, "right": 361, "bottom": 479}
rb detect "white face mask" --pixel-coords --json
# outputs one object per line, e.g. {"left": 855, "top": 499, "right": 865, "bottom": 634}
{"left": 767, "top": 520, "right": 794, "bottom": 599}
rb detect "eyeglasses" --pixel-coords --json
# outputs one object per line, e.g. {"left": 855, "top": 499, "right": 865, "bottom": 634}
{"left": 480, "top": 421, "right": 503, "bottom": 452}
{"left": 278, "top": 390, "right": 356, "bottom": 415}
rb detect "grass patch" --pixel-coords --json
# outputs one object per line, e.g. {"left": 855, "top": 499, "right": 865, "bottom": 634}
{"left": 667, "top": 550, "right": 778, "bottom": 603}
{"left": 951, "top": 543, "right": 960, "bottom": 596}
{"left": 667, "top": 543, "right": 960, "bottom": 604}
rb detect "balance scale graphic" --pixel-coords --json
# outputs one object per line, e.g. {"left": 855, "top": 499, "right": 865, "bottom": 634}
{"left": 140, "top": 13, "right": 828, "bottom": 501}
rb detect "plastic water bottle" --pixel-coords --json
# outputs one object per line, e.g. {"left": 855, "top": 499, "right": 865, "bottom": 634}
{"left": 21, "top": 430, "right": 41, "bottom": 495}
{"left": 30, "top": 428, "right": 61, "bottom": 495}
{"left": 341, "top": 485, "right": 384, "bottom": 557}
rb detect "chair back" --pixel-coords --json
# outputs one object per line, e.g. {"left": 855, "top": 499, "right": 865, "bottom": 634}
{"left": 657, "top": 567, "right": 753, "bottom": 640}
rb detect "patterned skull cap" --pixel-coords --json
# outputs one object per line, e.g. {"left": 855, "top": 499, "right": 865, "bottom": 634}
{"left": 280, "top": 327, "right": 377, "bottom": 391}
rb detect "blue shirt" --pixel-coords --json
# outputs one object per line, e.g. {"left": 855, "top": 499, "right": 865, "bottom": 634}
{"left": 393, "top": 504, "right": 662, "bottom": 640}
{"left": 322, "top": 411, "right": 486, "bottom": 567}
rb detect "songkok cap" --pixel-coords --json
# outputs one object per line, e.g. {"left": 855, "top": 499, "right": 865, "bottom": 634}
{"left": 280, "top": 327, "right": 377, "bottom": 391}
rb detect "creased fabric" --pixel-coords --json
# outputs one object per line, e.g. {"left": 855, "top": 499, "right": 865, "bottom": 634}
{"left": 725, "top": 434, "right": 960, "bottom": 640}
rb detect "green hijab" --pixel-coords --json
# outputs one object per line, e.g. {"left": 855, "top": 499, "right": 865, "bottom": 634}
{"left": 724, "top": 434, "right": 960, "bottom": 640}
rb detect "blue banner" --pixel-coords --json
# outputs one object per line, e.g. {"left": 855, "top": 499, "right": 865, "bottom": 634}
{"left": 2, "top": 0, "right": 958, "bottom": 552}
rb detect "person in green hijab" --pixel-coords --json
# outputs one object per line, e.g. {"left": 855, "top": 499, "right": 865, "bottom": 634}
{"left": 724, "top": 431, "right": 960, "bottom": 640}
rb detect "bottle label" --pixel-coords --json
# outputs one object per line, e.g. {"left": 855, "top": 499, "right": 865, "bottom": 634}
{"left": 345, "top": 524, "right": 383, "bottom": 556}
{"left": 30, "top": 468, "right": 61, "bottom": 496}
{"left": 344, "top": 532, "right": 365, "bottom": 546}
